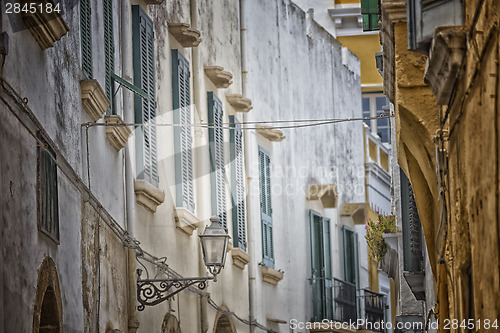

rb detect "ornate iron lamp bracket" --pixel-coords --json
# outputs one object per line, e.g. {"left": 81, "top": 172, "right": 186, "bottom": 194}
{"left": 136, "top": 270, "right": 213, "bottom": 311}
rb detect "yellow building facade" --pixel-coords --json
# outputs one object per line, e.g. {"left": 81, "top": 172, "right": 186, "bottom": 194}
{"left": 380, "top": 0, "right": 500, "bottom": 329}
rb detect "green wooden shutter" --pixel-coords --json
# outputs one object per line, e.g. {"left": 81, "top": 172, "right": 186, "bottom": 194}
{"left": 132, "top": 5, "right": 158, "bottom": 186}
{"left": 323, "top": 218, "right": 333, "bottom": 320}
{"left": 208, "top": 92, "right": 227, "bottom": 229}
{"left": 310, "top": 211, "right": 324, "bottom": 321}
{"left": 230, "top": 116, "right": 246, "bottom": 250}
{"left": 38, "top": 139, "right": 59, "bottom": 242}
{"left": 259, "top": 147, "right": 274, "bottom": 268}
{"left": 400, "top": 169, "right": 423, "bottom": 272}
{"left": 104, "top": 0, "right": 114, "bottom": 113}
{"left": 80, "top": 0, "right": 92, "bottom": 78}
{"left": 361, "top": 0, "right": 379, "bottom": 31}
{"left": 172, "top": 50, "right": 194, "bottom": 212}
{"left": 343, "top": 226, "right": 356, "bottom": 284}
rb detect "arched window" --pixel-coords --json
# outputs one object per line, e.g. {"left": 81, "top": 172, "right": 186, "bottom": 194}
{"left": 161, "top": 313, "right": 181, "bottom": 333}
{"left": 33, "top": 257, "right": 63, "bottom": 333}
{"left": 213, "top": 308, "right": 236, "bottom": 333}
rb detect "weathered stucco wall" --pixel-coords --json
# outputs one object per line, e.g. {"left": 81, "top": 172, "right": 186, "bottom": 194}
{"left": 382, "top": 0, "right": 500, "bottom": 328}
{"left": 0, "top": 0, "right": 131, "bottom": 332}
{"left": 244, "top": 0, "right": 364, "bottom": 328}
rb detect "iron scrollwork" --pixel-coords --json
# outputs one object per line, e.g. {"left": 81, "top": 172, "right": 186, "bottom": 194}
{"left": 137, "top": 271, "right": 213, "bottom": 311}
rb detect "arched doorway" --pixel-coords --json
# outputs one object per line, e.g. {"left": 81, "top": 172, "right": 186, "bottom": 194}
{"left": 33, "top": 257, "right": 63, "bottom": 333}
{"left": 161, "top": 313, "right": 181, "bottom": 333}
{"left": 213, "top": 307, "right": 236, "bottom": 333}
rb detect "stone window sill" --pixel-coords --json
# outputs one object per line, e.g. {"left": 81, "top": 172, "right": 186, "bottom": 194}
{"left": 134, "top": 179, "right": 165, "bottom": 213}
{"left": 174, "top": 207, "right": 201, "bottom": 235}
{"left": 226, "top": 94, "right": 253, "bottom": 113}
{"left": 260, "top": 266, "right": 284, "bottom": 286}
{"left": 80, "top": 79, "right": 110, "bottom": 122}
{"left": 257, "top": 127, "right": 286, "bottom": 142}
{"left": 168, "top": 23, "right": 201, "bottom": 47}
{"left": 22, "top": 1, "right": 69, "bottom": 50}
{"left": 204, "top": 66, "right": 233, "bottom": 88}
{"left": 105, "top": 115, "right": 131, "bottom": 151}
{"left": 231, "top": 248, "right": 250, "bottom": 269}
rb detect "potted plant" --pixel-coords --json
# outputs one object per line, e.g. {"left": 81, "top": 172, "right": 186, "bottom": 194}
{"left": 365, "top": 213, "right": 396, "bottom": 262}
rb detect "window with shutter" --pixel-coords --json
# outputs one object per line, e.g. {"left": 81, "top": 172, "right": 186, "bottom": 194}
{"left": 132, "top": 5, "right": 158, "bottom": 187}
{"left": 361, "top": 0, "right": 379, "bottom": 32}
{"left": 230, "top": 116, "right": 246, "bottom": 251}
{"left": 80, "top": 0, "right": 92, "bottom": 78}
{"left": 343, "top": 226, "right": 359, "bottom": 286}
{"left": 400, "top": 169, "right": 423, "bottom": 272}
{"left": 172, "top": 50, "right": 194, "bottom": 212}
{"left": 208, "top": 92, "right": 227, "bottom": 229}
{"left": 104, "top": 0, "right": 114, "bottom": 113}
{"left": 259, "top": 147, "right": 274, "bottom": 268}
{"left": 38, "top": 137, "right": 59, "bottom": 243}
{"left": 310, "top": 211, "right": 333, "bottom": 321}
{"left": 407, "top": 0, "right": 464, "bottom": 50}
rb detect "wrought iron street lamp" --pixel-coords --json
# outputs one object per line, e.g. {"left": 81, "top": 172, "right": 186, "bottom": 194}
{"left": 199, "top": 216, "right": 230, "bottom": 280}
{"left": 136, "top": 216, "right": 229, "bottom": 310}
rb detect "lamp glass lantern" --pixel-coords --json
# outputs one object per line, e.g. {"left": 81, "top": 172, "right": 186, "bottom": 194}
{"left": 199, "top": 216, "right": 230, "bottom": 279}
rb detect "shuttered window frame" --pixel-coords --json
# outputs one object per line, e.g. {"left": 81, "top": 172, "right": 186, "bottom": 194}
{"left": 310, "top": 211, "right": 333, "bottom": 321}
{"left": 80, "top": 0, "right": 93, "bottom": 78}
{"left": 37, "top": 136, "right": 60, "bottom": 244}
{"left": 172, "top": 50, "right": 195, "bottom": 213}
{"left": 400, "top": 169, "right": 423, "bottom": 272}
{"left": 132, "top": 5, "right": 159, "bottom": 187}
{"left": 361, "top": 0, "right": 379, "bottom": 31}
{"left": 259, "top": 146, "right": 274, "bottom": 268}
{"left": 230, "top": 116, "right": 246, "bottom": 251}
{"left": 407, "top": 0, "right": 464, "bottom": 50}
{"left": 104, "top": 0, "right": 115, "bottom": 113}
{"left": 342, "top": 226, "right": 359, "bottom": 287}
{"left": 208, "top": 92, "right": 227, "bottom": 230}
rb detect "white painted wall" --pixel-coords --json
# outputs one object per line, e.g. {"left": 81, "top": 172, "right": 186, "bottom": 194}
{"left": 243, "top": 0, "right": 364, "bottom": 330}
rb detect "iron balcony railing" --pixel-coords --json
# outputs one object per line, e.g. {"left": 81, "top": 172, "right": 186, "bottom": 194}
{"left": 358, "top": 289, "right": 386, "bottom": 332}
{"left": 310, "top": 277, "right": 334, "bottom": 322}
{"left": 333, "top": 278, "right": 357, "bottom": 323}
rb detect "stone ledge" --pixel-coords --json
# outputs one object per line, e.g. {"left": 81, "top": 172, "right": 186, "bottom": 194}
{"left": 260, "top": 266, "right": 284, "bottom": 286}
{"left": 424, "top": 26, "right": 466, "bottom": 105}
{"left": 21, "top": 0, "right": 69, "bottom": 50}
{"left": 174, "top": 207, "right": 201, "bottom": 235}
{"left": 256, "top": 126, "right": 285, "bottom": 142}
{"left": 144, "top": 0, "right": 164, "bottom": 4}
{"left": 105, "top": 115, "right": 131, "bottom": 151}
{"left": 80, "top": 79, "right": 110, "bottom": 122}
{"left": 226, "top": 94, "right": 252, "bottom": 112}
{"left": 134, "top": 179, "right": 165, "bottom": 213}
{"left": 306, "top": 184, "right": 338, "bottom": 208}
{"left": 231, "top": 248, "right": 250, "bottom": 269}
{"left": 339, "top": 203, "right": 367, "bottom": 224}
{"left": 204, "top": 66, "right": 233, "bottom": 88}
{"left": 168, "top": 23, "right": 201, "bottom": 47}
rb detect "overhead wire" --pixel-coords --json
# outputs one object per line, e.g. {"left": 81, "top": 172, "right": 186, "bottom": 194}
{"left": 81, "top": 114, "right": 393, "bottom": 131}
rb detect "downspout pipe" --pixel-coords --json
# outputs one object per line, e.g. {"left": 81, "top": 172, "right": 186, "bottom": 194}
{"left": 121, "top": 1, "right": 139, "bottom": 332}
{"left": 239, "top": 1, "right": 256, "bottom": 332}
{"left": 189, "top": 1, "right": 209, "bottom": 332}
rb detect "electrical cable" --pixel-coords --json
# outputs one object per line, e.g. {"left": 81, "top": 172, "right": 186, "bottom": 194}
{"left": 81, "top": 114, "right": 393, "bottom": 131}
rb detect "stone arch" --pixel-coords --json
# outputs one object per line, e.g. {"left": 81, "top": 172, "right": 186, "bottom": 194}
{"left": 213, "top": 306, "right": 236, "bottom": 333}
{"left": 161, "top": 313, "right": 182, "bottom": 333}
{"left": 33, "top": 257, "right": 63, "bottom": 333}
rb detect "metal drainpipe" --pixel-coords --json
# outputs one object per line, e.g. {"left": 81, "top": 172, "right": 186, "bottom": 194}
{"left": 239, "top": 1, "right": 256, "bottom": 332}
{"left": 189, "top": 0, "right": 209, "bottom": 332}
{"left": 121, "top": 1, "right": 139, "bottom": 332}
